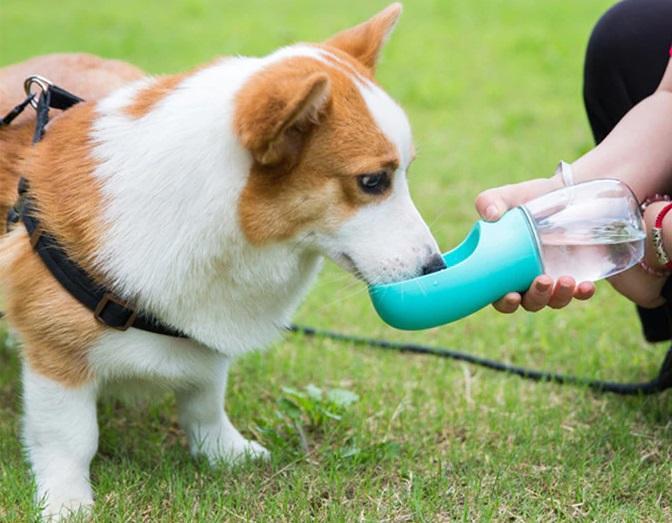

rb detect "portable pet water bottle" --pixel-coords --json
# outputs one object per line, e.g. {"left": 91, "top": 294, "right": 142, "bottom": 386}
{"left": 369, "top": 179, "right": 646, "bottom": 330}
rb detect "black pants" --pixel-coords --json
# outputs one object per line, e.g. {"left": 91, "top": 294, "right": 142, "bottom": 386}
{"left": 584, "top": 0, "right": 672, "bottom": 143}
{"left": 583, "top": 0, "right": 672, "bottom": 341}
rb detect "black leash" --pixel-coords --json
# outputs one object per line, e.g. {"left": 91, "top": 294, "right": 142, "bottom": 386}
{"left": 1, "top": 77, "right": 671, "bottom": 396}
{"left": 289, "top": 325, "right": 672, "bottom": 395}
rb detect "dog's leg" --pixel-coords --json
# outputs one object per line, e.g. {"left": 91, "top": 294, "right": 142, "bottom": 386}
{"left": 22, "top": 364, "right": 99, "bottom": 520}
{"left": 176, "top": 358, "right": 269, "bottom": 465}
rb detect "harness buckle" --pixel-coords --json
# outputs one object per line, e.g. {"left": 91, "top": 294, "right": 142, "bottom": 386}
{"left": 23, "top": 75, "right": 53, "bottom": 110}
{"left": 94, "top": 293, "right": 138, "bottom": 331}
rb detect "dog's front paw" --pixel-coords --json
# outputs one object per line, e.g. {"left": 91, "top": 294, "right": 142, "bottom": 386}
{"left": 41, "top": 496, "right": 93, "bottom": 522}
{"left": 235, "top": 438, "right": 270, "bottom": 462}
{"left": 196, "top": 430, "right": 270, "bottom": 465}
{"left": 213, "top": 437, "right": 270, "bottom": 465}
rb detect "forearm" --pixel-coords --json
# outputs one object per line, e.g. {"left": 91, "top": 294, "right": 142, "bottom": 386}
{"left": 571, "top": 60, "right": 672, "bottom": 201}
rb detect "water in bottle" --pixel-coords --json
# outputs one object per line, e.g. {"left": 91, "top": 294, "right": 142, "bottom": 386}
{"left": 523, "top": 179, "right": 645, "bottom": 282}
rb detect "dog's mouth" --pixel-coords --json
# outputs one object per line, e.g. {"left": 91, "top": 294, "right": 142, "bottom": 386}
{"left": 338, "top": 253, "right": 369, "bottom": 284}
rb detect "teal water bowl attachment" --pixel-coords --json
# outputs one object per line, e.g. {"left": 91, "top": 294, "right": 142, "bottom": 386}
{"left": 368, "top": 207, "right": 543, "bottom": 330}
{"left": 369, "top": 179, "right": 645, "bottom": 331}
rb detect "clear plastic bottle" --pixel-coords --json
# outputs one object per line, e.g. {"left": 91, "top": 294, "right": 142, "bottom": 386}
{"left": 523, "top": 179, "right": 646, "bottom": 282}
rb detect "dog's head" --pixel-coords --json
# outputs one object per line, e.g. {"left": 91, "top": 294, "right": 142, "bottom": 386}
{"left": 234, "top": 3, "right": 444, "bottom": 285}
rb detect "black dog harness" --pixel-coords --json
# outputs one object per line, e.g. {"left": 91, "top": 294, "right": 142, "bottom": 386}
{"left": 3, "top": 77, "right": 185, "bottom": 338}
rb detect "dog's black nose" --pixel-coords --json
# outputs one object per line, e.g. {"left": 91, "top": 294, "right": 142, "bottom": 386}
{"left": 421, "top": 254, "right": 447, "bottom": 275}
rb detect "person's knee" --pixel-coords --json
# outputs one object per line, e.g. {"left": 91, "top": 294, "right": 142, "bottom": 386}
{"left": 587, "top": 0, "right": 671, "bottom": 65}
{"left": 582, "top": 0, "right": 652, "bottom": 142}
{"left": 587, "top": 1, "right": 636, "bottom": 68}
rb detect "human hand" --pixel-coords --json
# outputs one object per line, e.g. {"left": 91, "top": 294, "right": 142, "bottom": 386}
{"left": 475, "top": 176, "right": 596, "bottom": 313}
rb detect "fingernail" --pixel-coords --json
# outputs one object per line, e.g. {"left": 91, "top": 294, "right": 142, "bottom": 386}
{"left": 579, "top": 282, "right": 595, "bottom": 294}
{"left": 485, "top": 205, "right": 499, "bottom": 221}
{"left": 536, "top": 281, "right": 551, "bottom": 291}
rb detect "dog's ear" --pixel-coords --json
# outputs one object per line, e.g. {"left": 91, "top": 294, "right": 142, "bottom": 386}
{"left": 235, "top": 68, "right": 331, "bottom": 167}
{"left": 324, "top": 3, "right": 402, "bottom": 73}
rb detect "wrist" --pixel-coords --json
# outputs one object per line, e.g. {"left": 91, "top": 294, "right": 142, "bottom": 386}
{"left": 570, "top": 155, "right": 666, "bottom": 202}
{"left": 567, "top": 157, "right": 595, "bottom": 186}
{"left": 552, "top": 159, "right": 605, "bottom": 190}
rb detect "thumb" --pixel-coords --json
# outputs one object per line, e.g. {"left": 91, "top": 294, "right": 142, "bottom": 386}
{"left": 475, "top": 178, "right": 560, "bottom": 222}
{"left": 475, "top": 188, "right": 509, "bottom": 221}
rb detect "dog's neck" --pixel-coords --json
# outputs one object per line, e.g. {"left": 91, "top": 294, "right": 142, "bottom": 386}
{"left": 89, "top": 52, "right": 325, "bottom": 354}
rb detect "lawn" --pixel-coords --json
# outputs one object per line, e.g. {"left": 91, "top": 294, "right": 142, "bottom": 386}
{"left": 1, "top": 0, "right": 671, "bottom": 521}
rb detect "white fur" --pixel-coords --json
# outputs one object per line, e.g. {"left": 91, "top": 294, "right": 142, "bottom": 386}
{"left": 175, "top": 358, "right": 269, "bottom": 464}
{"left": 314, "top": 170, "right": 439, "bottom": 284}
{"left": 358, "top": 81, "right": 413, "bottom": 166}
{"left": 91, "top": 52, "right": 323, "bottom": 355}
{"left": 310, "top": 49, "right": 439, "bottom": 283}
{"left": 22, "top": 44, "right": 442, "bottom": 520}
{"left": 23, "top": 365, "right": 98, "bottom": 520}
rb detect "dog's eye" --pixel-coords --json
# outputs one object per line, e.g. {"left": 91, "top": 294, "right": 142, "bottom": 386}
{"left": 357, "top": 171, "right": 391, "bottom": 195}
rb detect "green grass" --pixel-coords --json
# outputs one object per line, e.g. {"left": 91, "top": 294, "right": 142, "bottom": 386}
{"left": 2, "top": 0, "right": 671, "bottom": 520}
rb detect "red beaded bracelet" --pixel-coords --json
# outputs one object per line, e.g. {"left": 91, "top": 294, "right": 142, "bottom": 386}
{"left": 652, "top": 202, "right": 672, "bottom": 270}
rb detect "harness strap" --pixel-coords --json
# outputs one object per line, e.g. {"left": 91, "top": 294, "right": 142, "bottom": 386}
{"left": 5, "top": 80, "right": 187, "bottom": 339}
{"left": 0, "top": 94, "right": 35, "bottom": 127}
{"left": 18, "top": 194, "right": 186, "bottom": 337}
{"left": 44, "top": 83, "right": 84, "bottom": 110}
{"left": 32, "top": 89, "right": 51, "bottom": 143}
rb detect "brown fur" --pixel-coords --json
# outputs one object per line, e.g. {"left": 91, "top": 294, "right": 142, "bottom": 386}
{"left": 0, "top": 53, "right": 145, "bottom": 262}
{"left": 123, "top": 60, "right": 223, "bottom": 119}
{"left": 0, "top": 5, "right": 403, "bottom": 386}
{"left": 0, "top": 54, "right": 144, "bottom": 386}
{"left": 234, "top": 5, "right": 404, "bottom": 244}
{"left": 234, "top": 55, "right": 398, "bottom": 245}
{"left": 0, "top": 121, "right": 33, "bottom": 222}
{"left": 0, "top": 53, "right": 143, "bottom": 260}
{"left": 24, "top": 103, "right": 108, "bottom": 276}
{"left": 0, "top": 53, "right": 144, "bottom": 124}
{"left": 323, "top": 3, "right": 402, "bottom": 74}
{"left": 124, "top": 73, "right": 187, "bottom": 118}
{"left": 0, "top": 229, "right": 104, "bottom": 386}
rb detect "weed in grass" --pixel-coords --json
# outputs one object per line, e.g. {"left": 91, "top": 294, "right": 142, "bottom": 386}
{"left": 254, "top": 384, "right": 360, "bottom": 457}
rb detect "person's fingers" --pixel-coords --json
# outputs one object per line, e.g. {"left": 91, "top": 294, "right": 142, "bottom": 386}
{"left": 475, "top": 188, "right": 509, "bottom": 222}
{"left": 574, "top": 281, "right": 596, "bottom": 300}
{"left": 547, "top": 276, "right": 576, "bottom": 309}
{"left": 475, "top": 178, "right": 561, "bottom": 222}
{"left": 521, "top": 275, "right": 554, "bottom": 311}
{"left": 475, "top": 185, "right": 518, "bottom": 221}
{"left": 493, "top": 292, "right": 521, "bottom": 313}
{"left": 494, "top": 278, "right": 594, "bottom": 314}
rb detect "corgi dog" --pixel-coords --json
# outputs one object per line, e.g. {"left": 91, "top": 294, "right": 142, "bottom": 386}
{"left": 0, "top": 4, "right": 443, "bottom": 519}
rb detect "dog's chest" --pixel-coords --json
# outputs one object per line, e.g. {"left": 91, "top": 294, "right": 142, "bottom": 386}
{"left": 176, "top": 248, "right": 324, "bottom": 354}
{"left": 89, "top": 248, "right": 323, "bottom": 384}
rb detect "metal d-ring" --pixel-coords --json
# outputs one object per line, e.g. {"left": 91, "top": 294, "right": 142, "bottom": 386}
{"left": 23, "top": 75, "right": 53, "bottom": 109}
